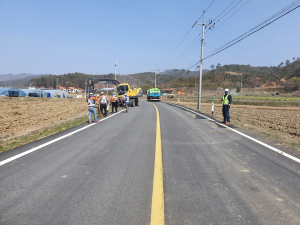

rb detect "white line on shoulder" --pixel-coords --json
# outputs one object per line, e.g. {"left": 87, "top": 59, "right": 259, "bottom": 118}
{"left": 0, "top": 109, "right": 125, "bottom": 167}
{"left": 167, "top": 103, "right": 300, "bottom": 164}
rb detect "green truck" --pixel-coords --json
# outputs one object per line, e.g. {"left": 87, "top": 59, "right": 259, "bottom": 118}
{"left": 147, "top": 88, "right": 161, "bottom": 101}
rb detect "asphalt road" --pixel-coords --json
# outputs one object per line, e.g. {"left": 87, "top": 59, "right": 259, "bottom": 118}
{"left": 1, "top": 100, "right": 300, "bottom": 225}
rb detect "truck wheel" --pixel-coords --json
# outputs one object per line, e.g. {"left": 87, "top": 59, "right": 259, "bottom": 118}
{"left": 130, "top": 99, "right": 134, "bottom": 107}
{"left": 135, "top": 98, "right": 138, "bottom": 106}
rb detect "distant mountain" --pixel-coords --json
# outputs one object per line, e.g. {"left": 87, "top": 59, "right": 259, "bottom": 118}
{"left": 0, "top": 73, "right": 48, "bottom": 81}
{"left": 160, "top": 69, "right": 209, "bottom": 78}
{"left": 0, "top": 74, "right": 48, "bottom": 88}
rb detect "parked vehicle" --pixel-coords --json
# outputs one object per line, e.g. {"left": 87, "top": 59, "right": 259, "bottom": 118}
{"left": 117, "top": 83, "right": 143, "bottom": 107}
{"left": 147, "top": 88, "right": 161, "bottom": 101}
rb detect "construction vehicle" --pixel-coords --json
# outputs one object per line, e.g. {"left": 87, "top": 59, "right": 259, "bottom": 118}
{"left": 88, "top": 78, "right": 143, "bottom": 107}
{"left": 117, "top": 82, "right": 143, "bottom": 106}
{"left": 147, "top": 88, "right": 161, "bottom": 101}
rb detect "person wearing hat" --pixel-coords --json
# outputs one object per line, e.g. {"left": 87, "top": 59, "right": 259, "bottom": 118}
{"left": 110, "top": 93, "right": 118, "bottom": 113}
{"left": 221, "top": 88, "right": 232, "bottom": 124}
{"left": 99, "top": 92, "right": 110, "bottom": 117}
{"left": 87, "top": 93, "right": 99, "bottom": 124}
{"left": 122, "top": 93, "right": 130, "bottom": 113}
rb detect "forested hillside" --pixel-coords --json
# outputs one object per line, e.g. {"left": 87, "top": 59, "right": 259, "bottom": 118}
{"left": 165, "top": 58, "right": 300, "bottom": 92}
{"left": 28, "top": 69, "right": 206, "bottom": 89}
{"left": 25, "top": 57, "right": 300, "bottom": 92}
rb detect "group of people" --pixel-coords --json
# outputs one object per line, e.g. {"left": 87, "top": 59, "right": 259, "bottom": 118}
{"left": 88, "top": 89, "right": 232, "bottom": 125}
{"left": 87, "top": 92, "right": 131, "bottom": 124}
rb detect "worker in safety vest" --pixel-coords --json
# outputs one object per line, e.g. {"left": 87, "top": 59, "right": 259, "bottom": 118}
{"left": 123, "top": 93, "right": 130, "bottom": 113}
{"left": 99, "top": 92, "right": 110, "bottom": 117}
{"left": 87, "top": 93, "right": 99, "bottom": 124}
{"left": 110, "top": 94, "right": 118, "bottom": 113}
{"left": 221, "top": 88, "right": 232, "bottom": 124}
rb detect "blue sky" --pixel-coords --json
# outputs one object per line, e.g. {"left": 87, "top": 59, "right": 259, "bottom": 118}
{"left": 1, "top": 0, "right": 300, "bottom": 75}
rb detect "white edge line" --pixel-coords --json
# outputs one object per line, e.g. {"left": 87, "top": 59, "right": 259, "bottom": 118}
{"left": 0, "top": 110, "right": 126, "bottom": 166}
{"left": 167, "top": 103, "right": 300, "bottom": 164}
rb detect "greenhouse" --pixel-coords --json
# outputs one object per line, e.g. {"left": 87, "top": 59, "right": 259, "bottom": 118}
{"left": 43, "top": 90, "right": 70, "bottom": 98}
{"left": 0, "top": 88, "right": 26, "bottom": 97}
{"left": 20, "top": 89, "right": 47, "bottom": 98}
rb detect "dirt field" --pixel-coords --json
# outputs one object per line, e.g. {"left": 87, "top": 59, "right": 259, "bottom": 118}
{"left": 0, "top": 96, "right": 87, "bottom": 141}
{"left": 164, "top": 100, "right": 300, "bottom": 150}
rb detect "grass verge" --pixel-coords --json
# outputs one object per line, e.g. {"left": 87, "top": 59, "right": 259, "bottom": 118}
{"left": 0, "top": 116, "right": 88, "bottom": 154}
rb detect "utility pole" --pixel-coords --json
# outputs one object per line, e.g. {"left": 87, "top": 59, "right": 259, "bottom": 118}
{"left": 154, "top": 66, "right": 159, "bottom": 88}
{"left": 56, "top": 78, "right": 58, "bottom": 90}
{"left": 115, "top": 61, "right": 118, "bottom": 80}
{"left": 196, "top": 11, "right": 213, "bottom": 110}
{"left": 241, "top": 73, "right": 243, "bottom": 93}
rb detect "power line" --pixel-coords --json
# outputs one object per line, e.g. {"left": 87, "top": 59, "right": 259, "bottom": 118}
{"left": 213, "top": 0, "right": 237, "bottom": 22}
{"left": 158, "top": 0, "right": 217, "bottom": 69}
{"left": 205, "top": 0, "right": 217, "bottom": 12}
{"left": 207, "top": 35, "right": 283, "bottom": 59}
{"left": 205, "top": 44, "right": 270, "bottom": 65}
{"left": 205, "top": 0, "right": 250, "bottom": 38}
{"left": 166, "top": 34, "right": 201, "bottom": 69}
{"left": 204, "top": 1, "right": 300, "bottom": 60}
{"left": 215, "top": 0, "right": 242, "bottom": 23}
{"left": 206, "top": 0, "right": 298, "bottom": 55}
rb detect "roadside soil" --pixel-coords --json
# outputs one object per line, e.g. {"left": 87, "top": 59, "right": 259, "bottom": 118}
{"left": 0, "top": 97, "right": 87, "bottom": 142}
{"left": 164, "top": 100, "right": 300, "bottom": 151}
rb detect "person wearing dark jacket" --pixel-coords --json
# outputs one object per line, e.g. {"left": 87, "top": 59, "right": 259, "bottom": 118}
{"left": 221, "top": 88, "right": 232, "bottom": 124}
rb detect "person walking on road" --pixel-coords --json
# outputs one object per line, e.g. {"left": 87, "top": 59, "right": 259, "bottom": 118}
{"left": 87, "top": 93, "right": 99, "bottom": 124}
{"left": 221, "top": 88, "right": 232, "bottom": 124}
{"left": 99, "top": 92, "right": 110, "bottom": 117}
{"left": 123, "top": 93, "right": 130, "bottom": 113}
{"left": 110, "top": 93, "right": 118, "bottom": 113}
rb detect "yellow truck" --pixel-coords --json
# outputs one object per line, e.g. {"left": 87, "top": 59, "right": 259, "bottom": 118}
{"left": 88, "top": 78, "right": 143, "bottom": 107}
{"left": 117, "top": 83, "right": 143, "bottom": 107}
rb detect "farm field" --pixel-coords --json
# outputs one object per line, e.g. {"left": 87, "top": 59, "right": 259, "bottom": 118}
{"left": 0, "top": 96, "right": 87, "bottom": 151}
{"left": 163, "top": 97, "right": 300, "bottom": 151}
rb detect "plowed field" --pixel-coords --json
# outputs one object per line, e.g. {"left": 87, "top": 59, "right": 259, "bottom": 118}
{"left": 0, "top": 97, "right": 87, "bottom": 141}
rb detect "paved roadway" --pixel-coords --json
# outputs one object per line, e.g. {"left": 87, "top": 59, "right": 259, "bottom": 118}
{"left": 1, "top": 100, "right": 300, "bottom": 224}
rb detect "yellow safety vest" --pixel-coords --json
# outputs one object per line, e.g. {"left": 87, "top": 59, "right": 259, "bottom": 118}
{"left": 222, "top": 94, "right": 229, "bottom": 105}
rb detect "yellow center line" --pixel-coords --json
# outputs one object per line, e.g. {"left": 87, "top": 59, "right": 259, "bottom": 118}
{"left": 150, "top": 103, "right": 165, "bottom": 225}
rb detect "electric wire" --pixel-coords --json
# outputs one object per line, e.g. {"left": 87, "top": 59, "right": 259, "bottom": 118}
{"left": 158, "top": 0, "right": 217, "bottom": 69}
{"left": 204, "top": 1, "right": 300, "bottom": 59}
{"left": 166, "top": 34, "right": 201, "bottom": 69}
{"left": 207, "top": 35, "right": 283, "bottom": 59}
{"left": 214, "top": 0, "right": 242, "bottom": 23}
{"left": 205, "top": 44, "right": 270, "bottom": 65}
{"left": 205, "top": 0, "right": 299, "bottom": 55}
{"left": 212, "top": 0, "right": 237, "bottom": 22}
{"left": 205, "top": 0, "right": 250, "bottom": 38}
